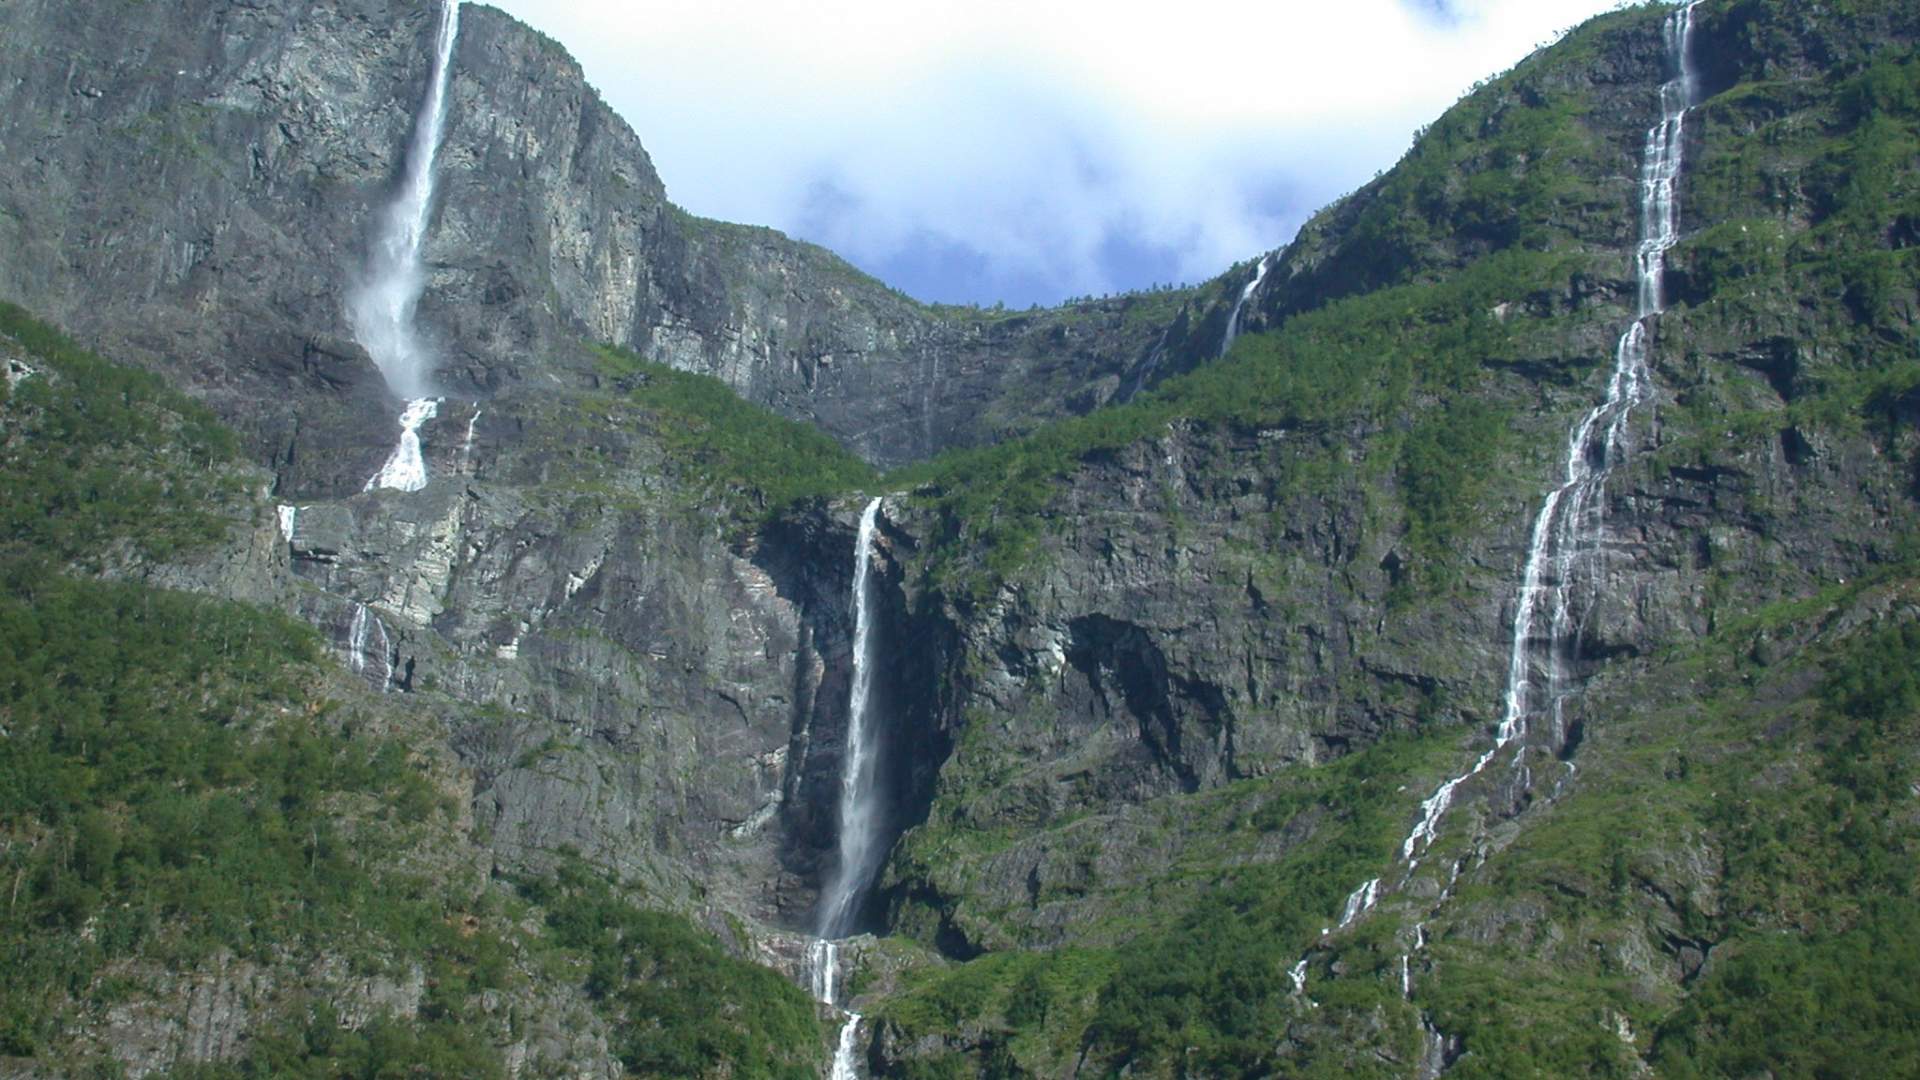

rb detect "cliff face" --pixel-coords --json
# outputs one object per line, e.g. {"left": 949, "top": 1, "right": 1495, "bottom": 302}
{"left": 0, "top": 0, "right": 1190, "bottom": 489}
{"left": 3, "top": 0, "right": 1918, "bottom": 1076}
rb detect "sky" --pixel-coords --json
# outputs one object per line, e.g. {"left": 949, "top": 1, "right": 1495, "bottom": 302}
{"left": 488, "top": 0, "right": 1629, "bottom": 309}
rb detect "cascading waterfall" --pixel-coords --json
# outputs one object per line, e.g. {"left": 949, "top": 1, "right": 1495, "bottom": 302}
{"left": 805, "top": 940, "right": 864, "bottom": 1080}
{"left": 1336, "top": 878, "right": 1381, "bottom": 931}
{"left": 1400, "top": 0, "right": 1701, "bottom": 871}
{"left": 829, "top": 1015, "right": 863, "bottom": 1080}
{"left": 1291, "top": 0, "right": 1703, "bottom": 1005}
{"left": 1219, "top": 254, "right": 1272, "bottom": 357}
{"left": 805, "top": 497, "right": 888, "bottom": 1078}
{"left": 364, "top": 396, "right": 441, "bottom": 493}
{"left": 1123, "top": 247, "right": 1273, "bottom": 402}
{"left": 808, "top": 939, "right": 840, "bottom": 1006}
{"left": 352, "top": 0, "right": 461, "bottom": 492}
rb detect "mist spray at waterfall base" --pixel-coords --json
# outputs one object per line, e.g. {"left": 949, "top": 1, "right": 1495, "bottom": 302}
{"left": 352, "top": 0, "right": 461, "bottom": 491}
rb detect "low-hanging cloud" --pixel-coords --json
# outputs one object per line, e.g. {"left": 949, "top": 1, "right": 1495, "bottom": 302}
{"left": 489, "top": 0, "right": 1629, "bottom": 307}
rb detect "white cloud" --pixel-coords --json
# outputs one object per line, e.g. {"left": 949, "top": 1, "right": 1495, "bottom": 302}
{"left": 486, "top": 0, "right": 1630, "bottom": 306}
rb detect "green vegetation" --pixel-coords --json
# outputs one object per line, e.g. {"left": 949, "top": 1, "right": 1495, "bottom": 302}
{"left": 1683, "top": 48, "right": 1920, "bottom": 333}
{"left": 876, "top": 733, "right": 1453, "bottom": 1076}
{"left": 593, "top": 344, "right": 877, "bottom": 528}
{"left": 1397, "top": 399, "right": 1513, "bottom": 591}
{"left": 519, "top": 859, "right": 822, "bottom": 1079}
{"left": 1403, "top": 582, "right": 1920, "bottom": 1078}
{"left": 892, "top": 247, "right": 1579, "bottom": 600}
{"left": 0, "top": 565, "right": 494, "bottom": 1069}
{"left": 1084, "top": 734, "right": 1444, "bottom": 1076}
{"left": 0, "top": 310, "right": 825, "bottom": 1076}
{"left": 1654, "top": 900, "right": 1920, "bottom": 1079}
{"left": 168, "top": 1011, "right": 505, "bottom": 1080}
{"left": 0, "top": 301, "right": 247, "bottom": 563}
{"left": 869, "top": 9, "right": 1669, "bottom": 603}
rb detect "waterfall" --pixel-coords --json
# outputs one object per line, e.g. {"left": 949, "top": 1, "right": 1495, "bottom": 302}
{"left": 808, "top": 939, "right": 839, "bottom": 1005}
{"left": 461, "top": 407, "right": 482, "bottom": 472}
{"left": 829, "top": 1013, "right": 864, "bottom": 1080}
{"left": 353, "top": 0, "right": 461, "bottom": 491}
{"left": 1337, "top": 878, "right": 1381, "bottom": 930}
{"left": 1122, "top": 249, "right": 1269, "bottom": 402}
{"left": 808, "top": 934, "right": 864, "bottom": 1078}
{"left": 802, "top": 498, "right": 888, "bottom": 1078}
{"left": 348, "top": 603, "right": 393, "bottom": 692}
{"left": 276, "top": 505, "right": 299, "bottom": 544}
{"left": 1286, "top": 0, "right": 1704, "bottom": 1005}
{"left": 1219, "top": 254, "right": 1271, "bottom": 357}
{"left": 1400, "top": 0, "right": 1701, "bottom": 867}
{"left": 364, "top": 396, "right": 441, "bottom": 493}
{"left": 817, "top": 497, "right": 888, "bottom": 940}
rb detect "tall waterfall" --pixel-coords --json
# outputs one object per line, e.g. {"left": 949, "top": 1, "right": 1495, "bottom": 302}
{"left": 353, "top": 0, "right": 461, "bottom": 492}
{"left": 1401, "top": 0, "right": 1702, "bottom": 868}
{"left": 818, "top": 497, "right": 888, "bottom": 940}
{"left": 1219, "top": 254, "right": 1272, "bottom": 357}
{"left": 803, "top": 497, "right": 888, "bottom": 1078}
{"left": 1290, "top": 1, "right": 1704, "bottom": 1004}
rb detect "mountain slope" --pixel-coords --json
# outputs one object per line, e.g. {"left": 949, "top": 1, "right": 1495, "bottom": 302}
{"left": 0, "top": 308, "right": 828, "bottom": 1078}
{"left": 837, "top": 0, "right": 1920, "bottom": 1075}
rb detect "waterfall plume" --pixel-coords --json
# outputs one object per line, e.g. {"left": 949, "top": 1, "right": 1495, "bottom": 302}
{"left": 817, "top": 497, "right": 888, "bottom": 940}
{"left": 1219, "top": 254, "right": 1271, "bottom": 357}
{"left": 353, "top": 0, "right": 461, "bottom": 491}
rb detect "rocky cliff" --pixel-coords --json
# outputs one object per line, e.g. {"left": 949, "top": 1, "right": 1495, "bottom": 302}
{"left": 0, "top": 0, "right": 1209, "bottom": 490}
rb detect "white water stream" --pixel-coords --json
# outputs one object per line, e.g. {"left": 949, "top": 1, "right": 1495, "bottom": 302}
{"left": 1219, "top": 254, "right": 1272, "bottom": 357}
{"left": 1291, "top": 1, "right": 1704, "bottom": 1006}
{"left": 348, "top": 602, "right": 393, "bottom": 692}
{"left": 364, "top": 396, "right": 441, "bottom": 493}
{"left": 354, "top": 0, "right": 461, "bottom": 491}
{"left": 1400, "top": 0, "right": 1701, "bottom": 870}
{"left": 805, "top": 497, "right": 889, "bottom": 1078}
{"left": 462, "top": 408, "right": 483, "bottom": 473}
{"left": 806, "top": 939, "right": 864, "bottom": 1078}
{"left": 818, "top": 497, "right": 888, "bottom": 939}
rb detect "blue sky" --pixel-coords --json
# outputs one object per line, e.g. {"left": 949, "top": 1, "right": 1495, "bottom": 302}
{"left": 489, "top": 0, "right": 1628, "bottom": 308}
